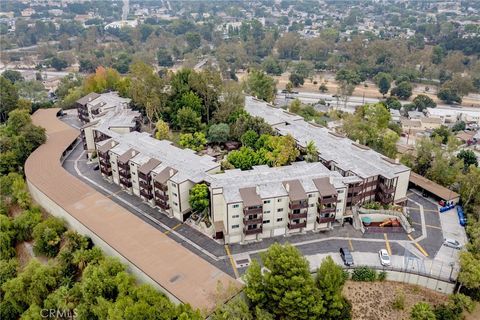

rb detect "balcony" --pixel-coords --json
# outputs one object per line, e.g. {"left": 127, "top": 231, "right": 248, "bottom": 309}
{"left": 317, "top": 206, "right": 336, "bottom": 214}
{"left": 378, "top": 192, "right": 393, "bottom": 204}
{"left": 155, "top": 200, "right": 170, "bottom": 210}
{"left": 349, "top": 185, "right": 362, "bottom": 193}
{"left": 100, "top": 166, "right": 112, "bottom": 176}
{"left": 118, "top": 162, "right": 129, "bottom": 170}
{"left": 243, "top": 216, "right": 263, "bottom": 225}
{"left": 319, "top": 196, "right": 337, "bottom": 205}
{"left": 243, "top": 206, "right": 262, "bottom": 215}
{"left": 155, "top": 191, "right": 169, "bottom": 201}
{"left": 288, "top": 212, "right": 307, "bottom": 220}
{"left": 139, "top": 180, "right": 152, "bottom": 190}
{"left": 317, "top": 216, "right": 336, "bottom": 224}
{"left": 99, "top": 158, "right": 110, "bottom": 166}
{"left": 119, "top": 169, "right": 131, "bottom": 179}
{"left": 120, "top": 178, "right": 132, "bottom": 188}
{"left": 379, "top": 182, "right": 395, "bottom": 194}
{"left": 138, "top": 172, "right": 149, "bottom": 181}
{"left": 140, "top": 189, "right": 153, "bottom": 200}
{"left": 289, "top": 201, "right": 308, "bottom": 210}
{"left": 154, "top": 182, "right": 168, "bottom": 191}
{"left": 243, "top": 226, "right": 263, "bottom": 235}
{"left": 287, "top": 221, "right": 307, "bottom": 230}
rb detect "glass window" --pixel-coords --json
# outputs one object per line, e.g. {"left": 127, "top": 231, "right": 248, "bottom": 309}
{"left": 232, "top": 225, "right": 239, "bottom": 229}
{"left": 233, "top": 204, "right": 240, "bottom": 208}
{"left": 277, "top": 218, "right": 283, "bottom": 222}
{"left": 277, "top": 208, "right": 283, "bottom": 212}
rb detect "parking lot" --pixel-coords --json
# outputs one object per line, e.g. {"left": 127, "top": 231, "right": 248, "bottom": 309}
{"left": 59, "top": 113, "right": 465, "bottom": 281}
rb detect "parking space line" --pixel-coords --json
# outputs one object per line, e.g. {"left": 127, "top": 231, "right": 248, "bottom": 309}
{"left": 348, "top": 238, "right": 354, "bottom": 251}
{"left": 384, "top": 233, "right": 392, "bottom": 255}
{"left": 224, "top": 245, "right": 240, "bottom": 279}
{"left": 164, "top": 223, "right": 182, "bottom": 235}
{"left": 408, "top": 234, "right": 429, "bottom": 257}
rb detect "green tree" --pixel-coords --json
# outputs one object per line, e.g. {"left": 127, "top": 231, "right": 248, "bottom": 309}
{"left": 262, "top": 57, "right": 282, "bottom": 76}
{"left": 155, "top": 119, "right": 171, "bottom": 140}
{"left": 457, "top": 150, "right": 478, "bottom": 170}
{"left": 374, "top": 73, "right": 392, "bottom": 96}
{"left": 315, "top": 256, "right": 350, "bottom": 320}
{"left": 410, "top": 302, "right": 436, "bottom": 320}
{"left": 177, "top": 107, "right": 202, "bottom": 133}
{"left": 0, "top": 77, "right": 19, "bottom": 122}
{"left": 431, "top": 125, "right": 451, "bottom": 144}
{"left": 0, "top": 215, "right": 16, "bottom": 260}
{"left": 263, "top": 134, "right": 300, "bottom": 167}
{"left": 214, "top": 81, "right": 245, "bottom": 123}
{"left": 208, "top": 123, "right": 230, "bottom": 144}
{"left": 458, "top": 251, "right": 480, "bottom": 292}
{"left": 457, "top": 166, "right": 480, "bottom": 218}
{"left": 335, "top": 69, "right": 361, "bottom": 85}
{"left": 211, "top": 296, "right": 253, "bottom": 320}
{"left": 231, "top": 114, "right": 273, "bottom": 141}
{"left": 179, "top": 132, "right": 207, "bottom": 151}
{"left": 384, "top": 96, "right": 402, "bottom": 110}
{"left": 185, "top": 32, "right": 201, "bottom": 51}
{"left": 391, "top": 81, "right": 413, "bottom": 100}
{"left": 14, "top": 207, "right": 42, "bottom": 242}
{"left": 413, "top": 94, "right": 436, "bottom": 111}
{"left": 0, "top": 259, "right": 18, "bottom": 289}
{"left": 451, "top": 121, "right": 466, "bottom": 132}
{"left": 227, "top": 147, "right": 259, "bottom": 170}
{"left": 243, "top": 70, "right": 276, "bottom": 103}
{"left": 32, "top": 217, "right": 67, "bottom": 257}
{"left": 244, "top": 243, "right": 325, "bottom": 319}
{"left": 50, "top": 56, "right": 68, "bottom": 71}
{"left": 189, "top": 183, "right": 209, "bottom": 213}
{"left": 289, "top": 73, "right": 304, "bottom": 87}
{"left": 2, "top": 70, "right": 24, "bottom": 84}
{"left": 157, "top": 48, "right": 174, "bottom": 67}
{"left": 438, "top": 88, "right": 462, "bottom": 104}
{"left": 319, "top": 83, "right": 328, "bottom": 93}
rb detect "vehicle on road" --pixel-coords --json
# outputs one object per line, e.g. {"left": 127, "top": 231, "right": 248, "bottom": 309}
{"left": 339, "top": 247, "right": 354, "bottom": 266}
{"left": 443, "top": 238, "right": 462, "bottom": 250}
{"left": 378, "top": 249, "right": 391, "bottom": 266}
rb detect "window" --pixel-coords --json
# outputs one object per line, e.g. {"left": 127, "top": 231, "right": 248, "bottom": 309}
{"left": 308, "top": 193, "right": 315, "bottom": 198}
{"left": 263, "top": 220, "right": 270, "bottom": 224}
{"left": 338, "top": 190, "right": 344, "bottom": 194}
{"left": 172, "top": 192, "right": 178, "bottom": 197}
{"left": 232, "top": 224, "right": 239, "bottom": 229}
{"left": 173, "top": 202, "right": 178, "bottom": 206}
{"left": 277, "top": 208, "right": 283, "bottom": 212}
{"left": 277, "top": 218, "right": 283, "bottom": 222}
{"left": 263, "top": 200, "right": 271, "bottom": 204}
{"left": 171, "top": 183, "right": 177, "bottom": 188}
{"left": 277, "top": 198, "right": 282, "bottom": 202}
{"left": 310, "top": 203, "right": 314, "bottom": 207}
{"left": 232, "top": 214, "right": 239, "bottom": 219}
{"left": 233, "top": 204, "right": 240, "bottom": 208}
{"left": 264, "top": 210, "right": 271, "bottom": 214}
{"left": 132, "top": 172, "right": 136, "bottom": 176}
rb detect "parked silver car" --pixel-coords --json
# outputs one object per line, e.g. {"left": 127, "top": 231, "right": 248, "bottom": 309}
{"left": 443, "top": 238, "right": 462, "bottom": 250}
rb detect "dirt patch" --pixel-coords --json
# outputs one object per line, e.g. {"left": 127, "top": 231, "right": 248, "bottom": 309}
{"left": 8, "top": 203, "right": 23, "bottom": 218}
{"left": 15, "top": 241, "right": 49, "bottom": 268}
{"left": 343, "top": 280, "right": 448, "bottom": 320}
{"left": 465, "top": 302, "right": 480, "bottom": 320}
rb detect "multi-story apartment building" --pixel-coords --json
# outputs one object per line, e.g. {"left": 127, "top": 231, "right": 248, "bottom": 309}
{"left": 244, "top": 96, "right": 411, "bottom": 208}
{"left": 76, "top": 93, "right": 412, "bottom": 244}
{"left": 208, "top": 162, "right": 359, "bottom": 243}
{"left": 76, "top": 92, "right": 141, "bottom": 158}
{"left": 96, "top": 132, "right": 220, "bottom": 221}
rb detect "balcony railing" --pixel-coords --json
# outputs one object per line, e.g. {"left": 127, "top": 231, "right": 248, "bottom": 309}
{"left": 119, "top": 169, "right": 131, "bottom": 179}
{"left": 154, "top": 182, "right": 168, "bottom": 191}
{"left": 100, "top": 166, "right": 112, "bottom": 176}
{"left": 138, "top": 172, "right": 150, "bottom": 181}
{"left": 317, "top": 206, "right": 336, "bottom": 214}
{"left": 317, "top": 216, "right": 336, "bottom": 224}
{"left": 243, "top": 207, "right": 262, "bottom": 215}
{"left": 288, "top": 212, "right": 307, "bottom": 220}
{"left": 243, "top": 216, "right": 263, "bottom": 225}
{"left": 155, "top": 200, "right": 170, "bottom": 210}
{"left": 140, "top": 189, "right": 153, "bottom": 200}
{"left": 289, "top": 201, "right": 308, "bottom": 210}
{"left": 287, "top": 221, "right": 307, "bottom": 229}
{"left": 378, "top": 192, "right": 393, "bottom": 204}
{"left": 243, "top": 227, "right": 263, "bottom": 235}
{"left": 120, "top": 178, "right": 132, "bottom": 188}
{"left": 139, "top": 180, "right": 152, "bottom": 190}
{"left": 319, "top": 196, "right": 337, "bottom": 205}
{"left": 349, "top": 185, "right": 363, "bottom": 193}
{"left": 155, "top": 192, "right": 169, "bottom": 201}
{"left": 379, "top": 182, "right": 395, "bottom": 194}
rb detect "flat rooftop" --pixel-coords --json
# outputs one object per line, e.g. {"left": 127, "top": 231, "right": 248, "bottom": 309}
{"left": 208, "top": 161, "right": 359, "bottom": 204}
{"left": 245, "top": 96, "right": 410, "bottom": 180}
{"left": 103, "top": 132, "right": 220, "bottom": 183}
{"left": 26, "top": 109, "right": 240, "bottom": 312}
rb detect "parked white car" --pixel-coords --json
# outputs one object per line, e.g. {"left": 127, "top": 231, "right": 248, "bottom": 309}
{"left": 443, "top": 238, "right": 462, "bottom": 250}
{"left": 378, "top": 249, "right": 391, "bottom": 266}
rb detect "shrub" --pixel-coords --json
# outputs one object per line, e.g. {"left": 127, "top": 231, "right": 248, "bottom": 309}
{"left": 14, "top": 207, "right": 42, "bottom": 242}
{"left": 33, "top": 217, "right": 66, "bottom": 257}
{"left": 351, "top": 266, "right": 377, "bottom": 282}
{"left": 377, "top": 271, "right": 387, "bottom": 281}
